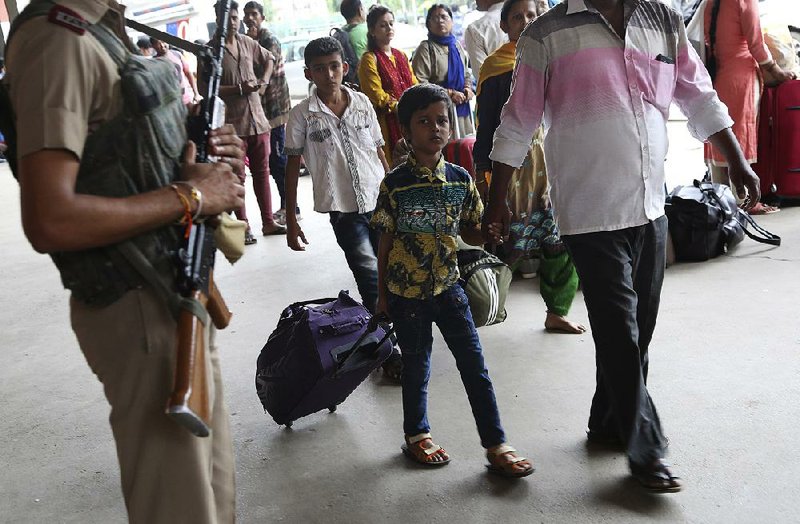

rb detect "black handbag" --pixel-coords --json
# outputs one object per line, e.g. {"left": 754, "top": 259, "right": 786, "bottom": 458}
{"left": 665, "top": 179, "right": 781, "bottom": 262}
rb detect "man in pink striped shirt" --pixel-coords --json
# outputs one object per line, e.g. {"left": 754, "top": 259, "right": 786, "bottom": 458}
{"left": 486, "top": 0, "right": 760, "bottom": 492}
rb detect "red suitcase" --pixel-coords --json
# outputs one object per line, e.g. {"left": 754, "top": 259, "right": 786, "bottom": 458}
{"left": 443, "top": 137, "right": 476, "bottom": 178}
{"left": 754, "top": 80, "right": 800, "bottom": 199}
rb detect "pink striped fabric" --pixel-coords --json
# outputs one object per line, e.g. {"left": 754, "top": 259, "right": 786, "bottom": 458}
{"left": 490, "top": 0, "right": 733, "bottom": 235}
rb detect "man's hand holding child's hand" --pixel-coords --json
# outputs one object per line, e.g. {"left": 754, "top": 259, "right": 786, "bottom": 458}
{"left": 485, "top": 222, "right": 505, "bottom": 245}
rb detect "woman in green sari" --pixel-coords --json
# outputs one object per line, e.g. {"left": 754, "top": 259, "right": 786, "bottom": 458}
{"left": 474, "top": 0, "right": 584, "bottom": 334}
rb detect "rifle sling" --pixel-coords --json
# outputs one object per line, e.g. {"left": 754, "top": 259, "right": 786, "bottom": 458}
{"left": 115, "top": 241, "right": 210, "bottom": 325}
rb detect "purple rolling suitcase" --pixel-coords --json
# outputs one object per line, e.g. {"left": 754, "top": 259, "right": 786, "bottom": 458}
{"left": 255, "top": 291, "right": 394, "bottom": 427}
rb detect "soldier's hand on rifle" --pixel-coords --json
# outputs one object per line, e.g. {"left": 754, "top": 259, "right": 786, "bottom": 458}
{"left": 181, "top": 141, "right": 245, "bottom": 215}
{"left": 208, "top": 124, "right": 246, "bottom": 174}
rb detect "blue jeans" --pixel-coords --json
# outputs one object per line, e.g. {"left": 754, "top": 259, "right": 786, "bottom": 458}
{"left": 329, "top": 211, "right": 380, "bottom": 312}
{"left": 388, "top": 285, "right": 506, "bottom": 448}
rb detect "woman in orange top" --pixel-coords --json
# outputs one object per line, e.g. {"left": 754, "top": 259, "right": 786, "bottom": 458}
{"left": 704, "top": 0, "right": 795, "bottom": 213}
{"left": 358, "top": 5, "right": 418, "bottom": 164}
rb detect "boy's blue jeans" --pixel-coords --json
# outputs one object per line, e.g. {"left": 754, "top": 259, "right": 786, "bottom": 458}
{"left": 388, "top": 285, "right": 506, "bottom": 448}
{"left": 329, "top": 211, "right": 380, "bottom": 312}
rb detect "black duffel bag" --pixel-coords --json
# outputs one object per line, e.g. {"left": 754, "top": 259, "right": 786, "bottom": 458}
{"left": 665, "top": 179, "right": 780, "bottom": 262}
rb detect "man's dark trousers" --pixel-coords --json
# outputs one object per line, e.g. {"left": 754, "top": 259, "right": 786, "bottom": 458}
{"left": 269, "top": 124, "right": 290, "bottom": 211}
{"left": 562, "top": 216, "right": 669, "bottom": 469}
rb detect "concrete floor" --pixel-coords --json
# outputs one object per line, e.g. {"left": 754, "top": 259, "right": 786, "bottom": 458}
{"left": 1, "top": 121, "right": 799, "bottom": 523}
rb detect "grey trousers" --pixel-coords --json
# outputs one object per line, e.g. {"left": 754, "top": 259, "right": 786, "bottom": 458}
{"left": 562, "top": 216, "right": 669, "bottom": 469}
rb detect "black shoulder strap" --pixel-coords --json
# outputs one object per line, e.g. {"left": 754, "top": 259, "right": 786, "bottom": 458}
{"left": 1, "top": 1, "right": 130, "bottom": 179}
{"left": 706, "top": 0, "right": 721, "bottom": 80}
{"left": 736, "top": 211, "right": 782, "bottom": 247}
{"left": 0, "top": 83, "right": 19, "bottom": 177}
{"left": 0, "top": 1, "right": 58, "bottom": 178}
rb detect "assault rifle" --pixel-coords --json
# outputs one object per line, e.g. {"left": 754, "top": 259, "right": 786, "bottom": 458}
{"left": 128, "top": 0, "right": 234, "bottom": 437}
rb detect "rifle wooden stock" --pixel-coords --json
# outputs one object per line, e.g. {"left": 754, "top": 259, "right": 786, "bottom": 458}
{"left": 167, "top": 289, "right": 212, "bottom": 437}
{"left": 207, "top": 272, "right": 232, "bottom": 329}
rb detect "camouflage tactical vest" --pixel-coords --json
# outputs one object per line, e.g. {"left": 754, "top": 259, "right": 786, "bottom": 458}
{"left": 3, "top": 3, "right": 187, "bottom": 307}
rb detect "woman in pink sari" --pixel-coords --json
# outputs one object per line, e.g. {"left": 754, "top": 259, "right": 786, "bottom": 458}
{"left": 704, "top": 0, "right": 795, "bottom": 214}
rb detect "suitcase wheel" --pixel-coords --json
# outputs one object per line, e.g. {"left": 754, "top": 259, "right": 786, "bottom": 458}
{"left": 285, "top": 421, "right": 293, "bottom": 428}
{"left": 328, "top": 405, "right": 337, "bottom": 413}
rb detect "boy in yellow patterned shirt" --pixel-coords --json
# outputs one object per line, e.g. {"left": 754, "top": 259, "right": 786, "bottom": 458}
{"left": 371, "top": 84, "right": 533, "bottom": 477}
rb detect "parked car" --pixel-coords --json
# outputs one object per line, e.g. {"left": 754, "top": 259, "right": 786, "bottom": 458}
{"left": 281, "top": 33, "right": 326, "bottom": 100}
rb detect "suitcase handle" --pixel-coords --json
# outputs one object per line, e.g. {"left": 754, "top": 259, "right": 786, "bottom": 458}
{"left": 281, "top": 291, "right": 357, "bottom": 319}
{"left": 318, "top": 318, "right": 368, "bottom": 336}
{"left": 286, "top": 291, "right": 358, "bottom": 311}
{"left": 331, "top": 315, "right": 395, "bottom": 377}
{"left": 287, "top": 297, "right": 339, "bottom": 310}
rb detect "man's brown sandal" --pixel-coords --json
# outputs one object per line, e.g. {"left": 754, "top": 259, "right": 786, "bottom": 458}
{"left": 401, "top": 433, "right": 451, "bottom": 466}
{"left": 486, "top": 444, "right": 535, "bottom": 478}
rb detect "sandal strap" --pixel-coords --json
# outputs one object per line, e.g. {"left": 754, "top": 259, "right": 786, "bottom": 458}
{"left": 487, "top": 443, "right": 517, "bottom": 456}
{"left": 407, "top": 432, "right": 432, "bottom": 445}
{"left": 405, "top": 433, "right": 446, "bottom": 459}
{"left": 420, "top": 443, "right": 444, "bottom": 456}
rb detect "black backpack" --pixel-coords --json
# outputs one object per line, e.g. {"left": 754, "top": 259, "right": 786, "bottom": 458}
{"left": 330, "top": 27, "right": 360, "bottom": 85}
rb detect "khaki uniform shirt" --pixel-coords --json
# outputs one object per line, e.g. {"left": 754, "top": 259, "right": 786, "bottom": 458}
{"left": 218, "top": 32, "right": 273, "bottom": 137}
{"left": 6, "top": 0, "right": 123, "bottom": 160}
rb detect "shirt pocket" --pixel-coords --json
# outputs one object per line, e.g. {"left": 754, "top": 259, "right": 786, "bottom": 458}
{"left": 306, "top": 115, "right": 334, "bottom": 168}
{"left": 640, "top": 57, "right": 676, "bottom": 111}
{"left": 351, "top": 109, "right": 377, "bottom": 148}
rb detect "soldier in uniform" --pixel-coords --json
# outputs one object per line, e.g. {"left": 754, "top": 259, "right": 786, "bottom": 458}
{"left": 4, "top": 0, "right": 245, "bottom": 521}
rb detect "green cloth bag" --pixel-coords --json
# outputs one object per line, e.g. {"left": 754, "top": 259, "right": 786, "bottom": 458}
{"left": 458, "top": 247, "right": 512, "bottom": 328}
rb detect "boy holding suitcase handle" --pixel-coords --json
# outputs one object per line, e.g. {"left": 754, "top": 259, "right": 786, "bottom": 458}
{"left": 283, "top": 36, "right": 403, "bottom": 381}
{"left": 371, "top": 83, "right": 533, "bottom": 477}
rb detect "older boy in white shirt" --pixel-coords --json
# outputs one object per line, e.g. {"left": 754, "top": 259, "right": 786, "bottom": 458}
{"left": 284, "top": 36, "right": 402, "bottom": 380}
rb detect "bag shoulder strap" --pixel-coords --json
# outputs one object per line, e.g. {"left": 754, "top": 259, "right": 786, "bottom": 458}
{"left": 461, "top": 254, "right": 507, "bottom": 283}
{"left": 737, "top": 211, "right": 782, "bottom": 246}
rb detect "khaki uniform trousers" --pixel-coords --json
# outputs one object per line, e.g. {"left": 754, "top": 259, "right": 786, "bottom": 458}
{"left": 71, "top": 287, "right": 235, "bottom": 524}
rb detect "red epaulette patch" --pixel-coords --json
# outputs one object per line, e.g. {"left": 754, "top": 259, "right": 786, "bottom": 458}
{"left": 47, "top": 5, "right": 90, "bottom": 35}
